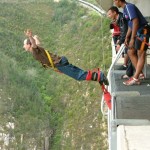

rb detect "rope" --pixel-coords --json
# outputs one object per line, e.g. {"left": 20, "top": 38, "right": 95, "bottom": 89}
{"left": 101, "top": 15, "right": 105, "bottom": 70}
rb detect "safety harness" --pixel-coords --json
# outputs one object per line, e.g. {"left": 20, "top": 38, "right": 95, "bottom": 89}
{"left": 45, "top": 51, "right": 111, "bottom": 109}
{"left": 44, "top": 50, "right": 61, "bottom": 73}
{"left": 45, "top": 50, "right": 55, "bottom": 69}
{"left": 86, "top": 68, "right": 112, "bottom": 110}
{"left": 136, "top": 26, "right": 150, "bottom": 47}
{"left": 136, "top": 35, "right": 150, "bottom": 47}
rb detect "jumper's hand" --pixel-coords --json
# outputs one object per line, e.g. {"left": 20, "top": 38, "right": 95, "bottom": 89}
{"left": 24, "top": 29, "right": 32, "bottom": 37}
{"left": 24, "top": 29, "right": 37, "bottom": 48}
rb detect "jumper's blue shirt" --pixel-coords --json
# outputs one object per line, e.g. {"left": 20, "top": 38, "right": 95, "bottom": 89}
{"left": 123, "top": 3, "right": 148, "bottom": 31}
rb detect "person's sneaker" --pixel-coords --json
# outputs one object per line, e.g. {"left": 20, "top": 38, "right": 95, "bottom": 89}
{"left": 121, "top": 74, "right": 129, "bottom": 79}
{"left": 118, "top": 65, "right": 127, "bottom": 70}
{"left": 139, "top": 73, "right": 145, "bottom": 80}
{"left": 123, "top": 77, "right": 141, "bottom": 86}
{"left": 99, "top": 74, "right": 109, "bottom": 86}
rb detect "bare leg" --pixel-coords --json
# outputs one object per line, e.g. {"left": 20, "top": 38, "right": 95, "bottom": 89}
{"left": 124, "top": 54, "right": 129, "bottom": 66}
{"left": 133, "top": 50, "right": 146, "bottom": 79}
{"left": 127, "top": 48, "right": 138, "bottom": 70}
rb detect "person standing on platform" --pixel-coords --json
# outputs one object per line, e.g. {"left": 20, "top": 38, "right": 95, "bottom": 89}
{"left": 114, "top": 0, "right": 150, "bottom": 85}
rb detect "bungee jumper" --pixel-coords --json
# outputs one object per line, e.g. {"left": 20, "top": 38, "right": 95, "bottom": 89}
{"left": 23, "top": 29, "right": 111, "bottom": 108}
{"left": 23, "top": 29, "right": 109, "bottom": 86}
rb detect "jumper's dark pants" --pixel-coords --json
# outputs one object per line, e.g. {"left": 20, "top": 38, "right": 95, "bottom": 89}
{"left": 56, "top": 56, "right": 104, "bottom": 81}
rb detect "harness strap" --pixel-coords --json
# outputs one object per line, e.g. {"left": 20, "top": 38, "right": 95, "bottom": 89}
{"left": 86, "top": 68, "right": 101, "bottom": 81}
{"left": 136, "top": 25, "right": 150, "bottom": 47}
{"left": 45, "top": 50, "right": 55, "bottom": 69}
{"left": 136, "top": 35, "right": 150, "bottom": 47}
{"left": 44, "top": 50, "right": 62, "bottom": 74}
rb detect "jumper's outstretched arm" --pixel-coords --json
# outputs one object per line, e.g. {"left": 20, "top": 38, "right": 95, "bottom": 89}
{"left": 24, "top": 29, "right": 37, "bottom": 48}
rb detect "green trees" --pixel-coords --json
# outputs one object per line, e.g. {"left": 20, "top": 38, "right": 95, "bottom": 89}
{"left": 0, "top": 0, "right": 111, "bottom": 149}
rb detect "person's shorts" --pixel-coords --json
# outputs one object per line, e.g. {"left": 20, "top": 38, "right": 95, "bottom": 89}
{"left": 135, "top": 25, "right": 150, "bottom": 51}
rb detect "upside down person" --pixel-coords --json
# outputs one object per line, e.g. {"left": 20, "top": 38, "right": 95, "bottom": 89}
{"left": 23, "top": 29, "right": 109, "bottom": 86}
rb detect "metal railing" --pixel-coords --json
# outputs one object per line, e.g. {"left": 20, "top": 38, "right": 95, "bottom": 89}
{"left": 102, "top": 40, "right": 150, "bottom": 150}
{"left": 101, "top": 43, "right": 125, "bottom": 150}
{"left": 101, "top": 43, "right": 125, "bottom": 116}
{"left": 78, "top": 0, "right": 106, "bottom": 16}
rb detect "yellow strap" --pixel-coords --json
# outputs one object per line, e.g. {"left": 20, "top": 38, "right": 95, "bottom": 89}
{"left": 45, "top": 50, "right": 55, "bottom": 69}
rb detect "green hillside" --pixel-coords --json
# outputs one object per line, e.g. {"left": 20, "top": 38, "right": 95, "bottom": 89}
{"left": 0, "top": 0, "right": 111, "bottom": 149}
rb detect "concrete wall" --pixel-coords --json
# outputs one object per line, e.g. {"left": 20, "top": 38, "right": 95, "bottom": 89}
{"left": 99, "top": 0, "right": 150, "bottom": 17}
{"left": 98, "top": 0, "right": 113, "bottom": 11}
